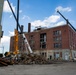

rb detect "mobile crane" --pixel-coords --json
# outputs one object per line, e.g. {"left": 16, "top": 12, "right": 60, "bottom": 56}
{"left": 7, "top": 0, "right": 33, "bottom": 55}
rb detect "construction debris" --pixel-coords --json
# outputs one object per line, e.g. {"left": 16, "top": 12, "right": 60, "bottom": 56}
{"left": 0, "top": 53, "right": 55, "bottom": 67}
{"left": 0, "top": 57, "right": 13, "bottom": 67}
{"left": 19, "top": 54, "right": 48, "bottom": 64}
{"left": 16, "top": 53, "right": 55, "bottom": 65}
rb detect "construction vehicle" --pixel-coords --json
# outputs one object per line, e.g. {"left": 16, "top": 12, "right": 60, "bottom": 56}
{"left": 0, "top": 0, "right": 33, "bottom": 57}
{"left": 6, "top": 0, "right": 33, "bottom": 56}
{"left": 0, "top": 0, "right": 48, "bottom": 65}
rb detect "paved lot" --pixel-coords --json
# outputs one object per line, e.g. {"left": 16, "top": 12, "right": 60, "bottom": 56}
{"left": 0, "top": 62, "right": 76, "bottom": 75}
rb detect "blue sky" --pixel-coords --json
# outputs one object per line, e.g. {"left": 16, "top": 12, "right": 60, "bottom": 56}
{"left": 0, "top": 0, "right": 76, "bottom": 53}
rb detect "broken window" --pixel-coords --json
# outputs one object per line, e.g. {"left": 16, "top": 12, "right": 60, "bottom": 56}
{"left": 53, "top": 37, "right": 62, "bottom": 42}
{"left": 53, "top": 30, "right": 61, "bottom": 36}
{"left": 29, "top": 40, "right": 35, "bottom": 50}
{"left": 54, "top": 43, "right": 62, "bottom": 48}
{"left": 40, "top": 33, "right": 46, "bottom": 49}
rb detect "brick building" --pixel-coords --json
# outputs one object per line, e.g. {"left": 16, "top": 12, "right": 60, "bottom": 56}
{"left": 10, "top": 24, "right": 76, "bottom": 60}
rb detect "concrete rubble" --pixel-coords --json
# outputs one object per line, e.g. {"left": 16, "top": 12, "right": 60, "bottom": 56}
{"left": 0, "top": 57, "right": 13, "bottom": 66}
{"left": 0, "top": 53, "right": 54, "bottom": 67}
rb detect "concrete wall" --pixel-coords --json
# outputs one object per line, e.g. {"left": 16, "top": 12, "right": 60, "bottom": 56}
{"left": 34, "top": 49, "right": 76, "bottom": 60}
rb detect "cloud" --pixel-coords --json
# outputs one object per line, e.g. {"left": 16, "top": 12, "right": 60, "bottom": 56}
{"left": 1, "top": 36, "right": 10, "bottom": 44}
{"left": 0, "top": 36, "right": 10, "bottom": 53}
{"left": 19, "top": 10, "right": 22, "bottom": 13}
{"left": 54, "top": 21, "right": 65, "bottom": 26}
{"left": 9, "top": 31, "right": 14, "bottom": 36}
{"left": 55, "top": 6, "right": 72, "bottom": 12}
{"left": 31, "top": 6, "right": 72, "bottom": 28}
{"left": 3, "top": 1, "right": 15, "bottom": 13}
{"left": 0, "top": 31, "right": 14, "bottom": 53}
{"left": 22, "top": 15, "right": 31, "bottom": 20}
{"left": 9, "top": 15, "right": 13, "bottom": 18}
{"left": 31, "top": 15, "right": 60, "bottom": 27}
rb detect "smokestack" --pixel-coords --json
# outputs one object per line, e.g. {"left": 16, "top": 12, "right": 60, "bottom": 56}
{"left": 28, "top": 23, "right": 31, "bottom": 33}
{"left": 21, "top": 25, "right": 24, "bottom": 33}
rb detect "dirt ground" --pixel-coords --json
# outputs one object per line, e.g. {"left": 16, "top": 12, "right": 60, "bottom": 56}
{"left": 0, "top": 62, "right": 76, "bottom": 75}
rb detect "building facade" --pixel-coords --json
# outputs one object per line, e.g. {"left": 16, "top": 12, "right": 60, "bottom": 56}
{"left": 10, "top": 24, "right": 76, "bottom": 60}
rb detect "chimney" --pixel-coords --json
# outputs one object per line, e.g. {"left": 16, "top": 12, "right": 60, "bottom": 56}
{"left": 28, "top": 23, "right": 31, "bottom": 33}
{"left": 21, "top": 25, "right": 24, "bottom": 33}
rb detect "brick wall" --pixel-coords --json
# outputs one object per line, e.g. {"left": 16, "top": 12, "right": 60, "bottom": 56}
{"left": 9, "top": 25, "right": 76, "bottom": 52}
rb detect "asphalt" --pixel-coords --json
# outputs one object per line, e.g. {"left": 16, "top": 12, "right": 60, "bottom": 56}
{"left": 0, "top": 62, "right": 76, "bottom": 75}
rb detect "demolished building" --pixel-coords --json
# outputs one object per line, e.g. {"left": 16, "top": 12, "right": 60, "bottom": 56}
{"left": 10, "top": 23, "right": 76, "bottom": 60}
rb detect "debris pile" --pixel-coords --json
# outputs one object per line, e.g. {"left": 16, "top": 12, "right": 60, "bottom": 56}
{"left": 0, "top": 53, "right": 54, "bottom": 67}
{"left": 0, "top": 57, "right": 13, "bottom": 67}
{"left": 19, "top": 54, "right": 48, "bottom": 64}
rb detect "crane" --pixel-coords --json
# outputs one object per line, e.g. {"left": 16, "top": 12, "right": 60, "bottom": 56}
{"left": 7, "top": 0, "right": 33, "bottom": 54}
{"left": 57, "top": 10, "right": 76, "bottom": 60}
{"left": 57, "top": 10, "right": 76, "bottom": 31}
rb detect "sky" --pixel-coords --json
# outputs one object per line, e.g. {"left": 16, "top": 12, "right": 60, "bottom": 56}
{"left": 0, "top": 0, "right": 76, "bottom": 53}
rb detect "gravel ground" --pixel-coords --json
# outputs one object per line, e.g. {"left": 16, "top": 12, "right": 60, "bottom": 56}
{"left": 0, "top": 62, "right": 76, "bottom": 75}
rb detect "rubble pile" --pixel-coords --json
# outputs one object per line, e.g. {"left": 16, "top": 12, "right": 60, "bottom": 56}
{"left": 0, "top": 53, "right": 54, "bottom": 67}
{"left": 0, "top": 58, "right": 13, "bottom": 66}
{"left": 19, "top": 54, "right": 48, "bottom": 64}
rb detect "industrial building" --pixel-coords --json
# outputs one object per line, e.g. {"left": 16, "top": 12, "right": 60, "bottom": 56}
{"left": 10, "top": 23, "right": 76, "bottom": 60}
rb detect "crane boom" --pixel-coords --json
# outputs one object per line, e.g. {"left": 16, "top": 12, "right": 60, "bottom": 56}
{"left": 57, "top": 10, "right": 76, "bottom": 31}
{"left": 7, "top": 0, "right": 21, "bottom": 32}
{"left": 57, "top": 10, "right": 68, "bottom": 22}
